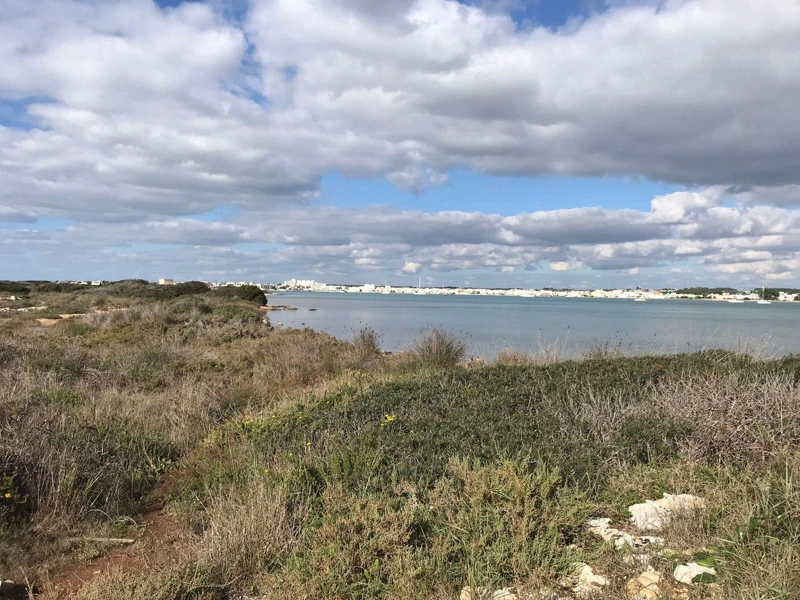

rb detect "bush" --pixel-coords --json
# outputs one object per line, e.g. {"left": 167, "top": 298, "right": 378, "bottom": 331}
{"left": 212, "top": 285, "right": 267, "bottom": 306}
{"left": 352, "top": 327, "right": 381, "bottom": 362}
{"left": 32, "top": 282, "right": 87, "bottom": 293}
{"left": 0, "top": 281, "right": 30, "bottom": 294}
{"left": 412, "top": 329, "right": 467, "bottom": 369}
{"left": 172, "top": 281, "right": 210, "bottom": 296}
{"left": 427, "top": 459, "right": 589, "bottom": 589}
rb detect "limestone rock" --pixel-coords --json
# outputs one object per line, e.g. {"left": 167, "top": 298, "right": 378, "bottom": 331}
{"left": 460, "top": 586, "right": 518, "bottom": 600}
{"left": 673, "top": 562, "right": 717, "bottom": 585}
{"left": 587, "top": 517, "right": 664, "bottom": 549}
{"left": 626, "top": 568, "right": 662, "bottom": 599}
{"left": 628, "top": 494, "right": 706, "bottom": 532}
{"left": 569, "top": 563, "right": 609, "bottom": 598}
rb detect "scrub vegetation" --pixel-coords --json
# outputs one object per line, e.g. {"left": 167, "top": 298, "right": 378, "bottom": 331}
{"left": 1, "top": 283, "right": 799, "bottom": 599}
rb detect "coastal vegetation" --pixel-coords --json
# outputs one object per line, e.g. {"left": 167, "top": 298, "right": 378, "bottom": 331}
{"left": 1, "top": 283, "right": 799, "bottom": 599}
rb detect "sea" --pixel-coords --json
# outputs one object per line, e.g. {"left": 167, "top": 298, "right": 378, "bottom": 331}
{"left": 269, "top": 292, "right": 800, "bottom": 359}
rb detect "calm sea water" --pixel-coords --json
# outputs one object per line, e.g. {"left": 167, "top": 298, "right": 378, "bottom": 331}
{"left": 269, "top": 292, "right": 800, "bottom": 358}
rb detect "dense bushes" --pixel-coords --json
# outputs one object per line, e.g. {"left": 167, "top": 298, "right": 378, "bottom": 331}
{"left": 31, "top": 281, "right": 88, "bottom": 293}
{"left": 211, "top": 284, "right": 267, "bottom": 305}
{"left": 102, "top": 279, "right": 210, "bottom": 301}
{"left": 0, "top": 281, "right": 30, "bottom": 294}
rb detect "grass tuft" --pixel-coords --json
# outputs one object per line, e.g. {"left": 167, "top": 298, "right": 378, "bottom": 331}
{"left": 412, "top": 329, "right": 467, "bottom": 369}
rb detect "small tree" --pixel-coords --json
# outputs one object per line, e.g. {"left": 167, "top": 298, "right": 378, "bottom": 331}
{"left": 795, "top": 294, "right": 800, "bottom": 302}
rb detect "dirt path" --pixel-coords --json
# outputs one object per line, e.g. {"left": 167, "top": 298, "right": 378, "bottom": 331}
{"left": 40, "top": 510, "right": 190, "bottom": 598}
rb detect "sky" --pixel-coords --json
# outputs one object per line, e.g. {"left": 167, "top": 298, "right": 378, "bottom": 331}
{"left": 2, "top": 0, "right": 800, "bottom": 289}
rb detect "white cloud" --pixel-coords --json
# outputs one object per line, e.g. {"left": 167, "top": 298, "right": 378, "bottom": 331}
{"left": 1, "top": 0, "right": 800, "bottom": 285}
{"left": 400, "top": 260, "right": 421, "bottom": 274}
{"left": 549, "top": 261, "right": 572, "bottom": 271}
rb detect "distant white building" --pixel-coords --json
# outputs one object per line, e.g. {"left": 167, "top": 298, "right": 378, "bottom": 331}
{"left": 282, "top": 279, "right": 326, "bottom": 290}
{"left": 158, "top": 278, "right": 175, "bottom": 285}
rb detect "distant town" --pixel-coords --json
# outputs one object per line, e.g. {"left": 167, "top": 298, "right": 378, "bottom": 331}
{"left": 25, "top": 278, "right": 799, "bottom": 303}
{"left": 272, "top": 279, "right": 800, "bottom": 302}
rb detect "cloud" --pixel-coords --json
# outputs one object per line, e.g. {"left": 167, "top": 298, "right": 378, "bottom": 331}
{"left": 2, "top": 0, "right": 800, "bottom": 285}
{"left": 400, "top": 260, "right": 421, "bottom": 274}
{"left": 0, "top": 206, "right": 36, "bottom": 222}
{"left": 2, "top": 0, "right": 800, "bottom": 224}
{"left": 549, "top": 261, "right": 573, "bottom": 271}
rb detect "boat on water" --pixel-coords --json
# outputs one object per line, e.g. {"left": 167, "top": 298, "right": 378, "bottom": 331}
{"left": 728, "top": 299, "right": 745, "bottom": 303}
{"left": 757, "top": 283, "right": 772, "bottom": 305}
{"left": 634, "top": 298, "right": 647, "bottom": 302}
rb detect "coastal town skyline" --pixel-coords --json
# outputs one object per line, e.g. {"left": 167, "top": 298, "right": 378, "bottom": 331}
{"left": 35, "top": 277, "right": 799, "bottom": 303}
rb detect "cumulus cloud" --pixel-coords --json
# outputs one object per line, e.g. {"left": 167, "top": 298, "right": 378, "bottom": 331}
{"left": 2, "top": 0, "right": 800, "bottom": 285}
{"left": 549, "top": 261, "right": 573, "bottom": 272}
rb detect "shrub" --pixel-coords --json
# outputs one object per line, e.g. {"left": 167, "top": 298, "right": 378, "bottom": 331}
{"left": 172, "top": 281, "right": 210, "bottom": 296}
{"left": 427, "top": 459, "right": 589, "bottom": 589}
{"left": 412, "top": 329, "right": 467, "bottom": 369}
{"left": 209, "top": 302, "right": 263, "bottom": 325}
{"left": 212, "top": 285, "right": 267, "bottom": 306}
{"left": 32, "top": 282, "right": 87, "bottom": 293}
{"left": 352, "top": 327, "right": 381, "bottom": 362}
{"left": 0, "top": 281, "right": 30, "bottom": 294}
{"left": 280, "top": 483, "right": 420, "bottom": 600}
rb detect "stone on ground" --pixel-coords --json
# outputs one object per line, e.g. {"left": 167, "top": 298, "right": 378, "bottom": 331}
{"left": 673, "top": 562, "right": 717, "bottom": 585}
{"left": 628, "top": 494, "right": 706, "bottom": 532}
{"left": 587, "top": 517, "right": 664, "bottom": 550}
{"left": 626, "top": 567, "right": 662, "bottom": 599}
{"left": 569, "top": 562, "right": 609, "bottom": 598}
{"left": 460, "top": 586, "right": 518, "bottom": 600}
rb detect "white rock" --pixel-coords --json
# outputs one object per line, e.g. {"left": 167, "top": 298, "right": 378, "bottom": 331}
{"left": 626, "top": 568, "right": 662, "bottom": 599}
{"left": 460, "top": 586, "right": 518, "bottom": 600}
{"left": 628, "top": 494, "right": 706, "bottom": 532}
{"left": 586, "top": 517, "right": 664, "bottom": 549}
{"left": 571, "top": 563, "right": 609, "bottom": 598}
{"left": 673, "top": 562, "right": 717, "bottom": 585}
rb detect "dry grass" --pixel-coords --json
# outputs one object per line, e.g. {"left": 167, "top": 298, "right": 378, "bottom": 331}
{"left": 494, "top": 348, "right": 538, "bottom": 366}
{"left": 652, "top": 373, "right": 800, "bottom": 463}
{"left": 412, "top": 328, "right": 468, "bottom": 369}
